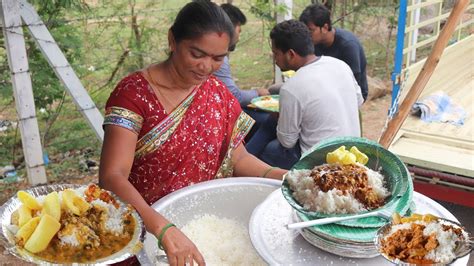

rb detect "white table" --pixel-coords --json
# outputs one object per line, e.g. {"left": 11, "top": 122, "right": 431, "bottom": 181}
{"left": 249, "top": 190, "right": 470, "bottom": 266}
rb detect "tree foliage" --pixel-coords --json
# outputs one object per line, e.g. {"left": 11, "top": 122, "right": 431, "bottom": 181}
{"left": 0, "top": 0, "right": 87, "bottom": 110}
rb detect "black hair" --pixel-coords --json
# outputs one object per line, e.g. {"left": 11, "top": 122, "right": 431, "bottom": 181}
{"left": 299, "top": 3, "right": 332, "bottom": 31}
{"left": 171, "top": 0, "right": 234, "bottom": 45}
{"left": 270, "top": 20, "right": 314, "bottom": 56}
{"left": 221, "top": 3, "right": 247, "bottom": 26}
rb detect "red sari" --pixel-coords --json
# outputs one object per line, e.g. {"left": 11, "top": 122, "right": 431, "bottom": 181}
{"left": 104, "top": 72, "right": 254, "bottom": 205}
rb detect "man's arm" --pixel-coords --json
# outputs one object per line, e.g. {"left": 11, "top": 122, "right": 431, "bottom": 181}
{"left": 276, "top": 88, "right": 301, "bottom": 149}
{"left": 213, "top": 56, "right": 258, "bottom": 106}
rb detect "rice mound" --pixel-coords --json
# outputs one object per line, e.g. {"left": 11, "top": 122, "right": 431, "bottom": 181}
{"left": 181, "top": 214, "right": 265, "bottom": 266}
{"left": 286, "top": 164, "right": 390, "bottom": 214}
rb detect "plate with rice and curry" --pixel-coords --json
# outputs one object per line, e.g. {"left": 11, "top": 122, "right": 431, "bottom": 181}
{"left": 250, "top": 95, "right": 279, "bottom": 113}
{"left": 0, "top": 184, "right": 145, "bottom": 264}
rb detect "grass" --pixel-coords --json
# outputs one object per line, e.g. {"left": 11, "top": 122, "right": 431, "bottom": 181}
{"left": 0, "top": 0, "right": 400, "bottom": 183}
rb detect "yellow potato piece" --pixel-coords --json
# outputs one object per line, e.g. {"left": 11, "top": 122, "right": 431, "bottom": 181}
{"left": 11, "top": 210, "right": 19, "bottom": 226}
{"left": 17, "top": 191, "right": 42, "bottom": 210}
{"left": 24, "top": 214, "right": 60, "bottom": 253}
{"left": 422, "top": 214, "right": 439, "bottom": 222}
{"left": 62, "top": 189, "right": 90, "bottom": 216}
{"left": 341, "top": 152, "right": 357, "bottom": 165}
{"left": 349, "top": 146, "right": 369, "bottom": 165}
{"left": 392, "top": 212, "right": 401, "bottom": 225}
{"left": 18, "top": 205, "right": 32, "bottom": 228}
{"left": 42, "top": 191, "right": 61, "bottom": 221}
{"left": 326, "top": 146, "right": 347, "bottom": 164}
{"left": 16, "top": 216, "right": 40, "bottom": 244}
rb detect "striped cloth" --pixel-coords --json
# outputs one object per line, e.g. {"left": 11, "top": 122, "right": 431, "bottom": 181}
{"left": 411, "top": 91, "right": 467, "bottom": 125}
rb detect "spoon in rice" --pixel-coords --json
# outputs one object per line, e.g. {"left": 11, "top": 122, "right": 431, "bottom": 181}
{"left": 286, "top": 208, "right": 393, "bottom": 230}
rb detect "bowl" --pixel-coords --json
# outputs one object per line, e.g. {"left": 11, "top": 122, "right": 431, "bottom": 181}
{"left": 374, "top": 217, "right": 473, "bottom": 265}
{"left": 136, "top": 177, "right": 281, "bottom": 265}
{"left": 281, "top": 137, "right": 412, "bottom": 221}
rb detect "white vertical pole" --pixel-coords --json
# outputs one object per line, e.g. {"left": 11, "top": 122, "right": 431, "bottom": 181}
{"left": 1, "top": 0, "right": 47, "bottom": 185}
{"left": 274, "top": 0, "right": 292, "bottom": 84}
{"left": 410, "top": 0, "right": 421, "bottom": 62}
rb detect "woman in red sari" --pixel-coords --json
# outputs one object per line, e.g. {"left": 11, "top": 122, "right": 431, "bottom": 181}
{"left": 99, "top": 1, "right": 286, "bottom": 265}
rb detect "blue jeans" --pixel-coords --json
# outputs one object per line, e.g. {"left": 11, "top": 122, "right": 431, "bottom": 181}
{"left": 243, "top": 107, "right": 270, "bottom": 142}
{"left": 260, "top": 139, "right": 301, "bottom": 169}
{"left": 246, "top": 115, "right": 301, "bottom": 169}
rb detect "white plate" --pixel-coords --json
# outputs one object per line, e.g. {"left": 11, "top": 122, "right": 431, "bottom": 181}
{"left": 249, "top": 189, "right": 470, "bottom": 266}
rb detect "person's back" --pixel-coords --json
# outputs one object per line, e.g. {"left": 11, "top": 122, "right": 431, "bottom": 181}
{"left": 278, "top": 56, "right": 361, "bottom": 152}
{"left": 314, "top": 28, "right": 368, "bottom": 101}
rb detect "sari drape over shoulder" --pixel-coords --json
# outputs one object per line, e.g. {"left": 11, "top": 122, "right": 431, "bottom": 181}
{"left": 103, "top": 72, "right": 254, "bottom": 205}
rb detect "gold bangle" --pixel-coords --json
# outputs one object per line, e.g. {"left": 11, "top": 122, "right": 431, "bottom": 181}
{"left": 262, "top": 166, "right": 278, "bottom": 178}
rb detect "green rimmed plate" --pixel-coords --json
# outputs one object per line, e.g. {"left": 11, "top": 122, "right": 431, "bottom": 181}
{"left": 250, "top": 95, "right": 279, "bottom": 112}
{"left": 282, "top": 137, "right": 413, "bottom": 227}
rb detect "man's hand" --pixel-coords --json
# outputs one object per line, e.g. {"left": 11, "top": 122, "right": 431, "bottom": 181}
{"left": 256, "top": 88, "right": 270, "bottom": 96}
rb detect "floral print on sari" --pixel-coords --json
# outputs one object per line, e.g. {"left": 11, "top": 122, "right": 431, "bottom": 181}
{"left": 104, "top": 72, "right": 254, "bottom": 205}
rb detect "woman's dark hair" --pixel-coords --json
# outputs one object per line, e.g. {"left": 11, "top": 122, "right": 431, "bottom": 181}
{"left": 270, "top": 20, "right": 314, "bottom": 56}
{"left": 299, "top": 3, "right": 332, "bottom": 31}
{"left": 170, "top": 0, "right": 234, "bottom": 45}
{"left": 221, "top": 3, "right": 247, "bottom": 26}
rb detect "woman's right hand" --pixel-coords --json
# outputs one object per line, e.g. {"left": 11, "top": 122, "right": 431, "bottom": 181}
{"left": 161, "top": 226, "right": 205, "bottom": 266}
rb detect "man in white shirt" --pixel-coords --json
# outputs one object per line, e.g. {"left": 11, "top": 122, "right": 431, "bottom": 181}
{"left": 246, "top": 20, "right": 363, "bottom": 169}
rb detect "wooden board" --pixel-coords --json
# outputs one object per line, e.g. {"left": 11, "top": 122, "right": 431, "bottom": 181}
{"left": 389, "top": 36, "right": 474, "bottom": 177}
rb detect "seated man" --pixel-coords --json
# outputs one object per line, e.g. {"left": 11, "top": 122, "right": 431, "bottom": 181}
{"left": 300, "top": 3, "right": 369, "bottom": 102}
{"left": 213, "top": 4, "right": 270, "bottom": 139}
{"left": 246, "top": 20, "right": 363, "bottom": 169}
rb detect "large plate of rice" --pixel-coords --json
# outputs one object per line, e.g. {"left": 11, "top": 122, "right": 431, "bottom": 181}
{"left": 281, "top": 137, "right": 412, "bottom": 227}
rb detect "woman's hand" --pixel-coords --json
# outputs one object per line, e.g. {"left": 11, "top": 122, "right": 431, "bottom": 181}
{"left": 161, "top": 226, "right": 205, "bottom": 266}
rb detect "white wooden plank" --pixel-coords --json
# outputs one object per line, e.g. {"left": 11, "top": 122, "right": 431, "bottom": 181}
{"left": 19, "top": 0, "right": 104, "bottom": 140}
{"left": 1, "top": 0, "right": 46, "bottom": 185}
{"left": 390, "top": 133, "right": 474, "bottom": 177}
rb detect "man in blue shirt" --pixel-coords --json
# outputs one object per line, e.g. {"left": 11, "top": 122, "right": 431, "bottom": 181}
{"left": 299, "top": 3, "right": 368, "bottom": 102}
{"left": 214, "top": 3, "right": 270, "bottom": 139}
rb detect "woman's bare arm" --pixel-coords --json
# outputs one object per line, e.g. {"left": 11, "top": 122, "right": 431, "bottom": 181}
{"left": 231, "top": 143, "right": 287, "bottom": 180}
{"left": 99, "top": 125, "right": 205, "bottom": 265}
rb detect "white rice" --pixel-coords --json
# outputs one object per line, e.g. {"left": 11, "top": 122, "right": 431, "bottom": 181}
{"left": 385, "top": 220, "right": 462, "bottom": 264}
{"left": 91, "top": 199, "right": 124, "bottom": 234}
{"left": 424, "top": 222, "right": 459, "bottom": 263}
{"left": 180, "top": 214, "right": 265, "bottom": 266}
{"left": 59, "top": 230, "right": 80, "bottom": 247}
{"left": 286, "top": 165, "right": 390, "bottom": 214}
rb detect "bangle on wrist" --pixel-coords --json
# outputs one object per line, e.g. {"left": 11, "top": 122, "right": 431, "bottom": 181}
{"left": 157, "top": 223, "right": 176, "bottom": 250}
{"left": 262, "top": 166, "right": 278, "bottom": 178}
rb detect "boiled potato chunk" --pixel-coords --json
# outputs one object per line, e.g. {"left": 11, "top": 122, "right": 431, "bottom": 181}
{"left": 17, "top": 191, "right": 42, "bottom": 210}
{"left": 18, "top": 205, "right": 32, "bottom": 228}
{"left": 16, "top": 216, "right": 40, "bottom": 244}
{"left": 24, "top": 214, "right": 60, "bottom": 253}
{"left": 62, "top": 189, "right": 90, "bottom": 216}
{"left": 43, "top": 192, "right": 61, "bottom": 219}
{"left": 349, "top": 146, "right": 369, "bottom": 165}
{"left": 42, "top": 191, "right": 61, "bottom": 221}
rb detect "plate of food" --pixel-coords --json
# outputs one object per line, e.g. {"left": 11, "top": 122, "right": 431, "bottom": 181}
{"left": 250, "top": 95, "right": 279, "bottom": 112}
{"left": 375, "top": 212, "right": 472, "bottom": 265}
{"left": 281, "top": 137, "right": 412, "bottom": 227}
{"left": 0, "top": 184, "right": 145, "bottom": 265}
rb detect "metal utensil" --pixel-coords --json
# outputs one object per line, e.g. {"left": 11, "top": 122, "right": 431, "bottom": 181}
{"left": 287, "top": 208, "right": 393, "bottom": 229}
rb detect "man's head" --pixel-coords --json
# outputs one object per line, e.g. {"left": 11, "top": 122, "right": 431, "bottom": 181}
{"left": 299, "top": 4, "right": 332, "bottom": 45}
{"left": 221, "top": 3, "right": 247, "bottom": 51}
{"left": 270, "top": 20, "right": 314, "bottom": 71}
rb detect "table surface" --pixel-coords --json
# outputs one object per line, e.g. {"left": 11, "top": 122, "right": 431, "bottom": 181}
{"left": 249, "top": 189, "right": 470, "bottom": 266}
